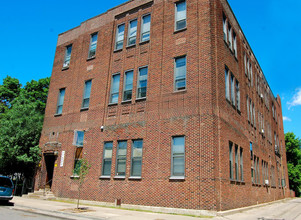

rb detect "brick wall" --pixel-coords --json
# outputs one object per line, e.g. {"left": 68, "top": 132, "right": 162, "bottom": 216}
{"left": 35, "top": 0, "right": 290, "bottom": 211}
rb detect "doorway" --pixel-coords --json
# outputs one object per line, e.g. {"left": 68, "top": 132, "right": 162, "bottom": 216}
{"left": 44, "top": 154, "right": 56, "bottom": 188}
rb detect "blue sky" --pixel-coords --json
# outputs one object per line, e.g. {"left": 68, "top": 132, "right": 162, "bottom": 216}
{"left": 0, "top": 0, "right": 300, "bottom": 138}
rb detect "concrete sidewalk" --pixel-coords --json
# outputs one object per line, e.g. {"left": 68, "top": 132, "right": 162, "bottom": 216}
{"left": 10, "top": 196, "right": 211, "bottom": 220}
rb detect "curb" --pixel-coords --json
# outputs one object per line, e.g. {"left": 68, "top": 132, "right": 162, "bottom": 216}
{"left": 217, "top": 198, "right": 293, "bottom": 216}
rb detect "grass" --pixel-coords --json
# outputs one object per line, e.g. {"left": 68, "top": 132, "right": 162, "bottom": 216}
{"left": 53, "top": 198, "right": 213, "bottom": 218}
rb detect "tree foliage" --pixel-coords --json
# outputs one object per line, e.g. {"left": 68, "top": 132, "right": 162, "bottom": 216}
{"left": 0, "top": 76, "right": 50, "bottom": 179}
{"left": 76, "top": 158, "right": 91, "bottom": 209}
{"left": 285, "top": 132, "right": 301, "bottom": 197}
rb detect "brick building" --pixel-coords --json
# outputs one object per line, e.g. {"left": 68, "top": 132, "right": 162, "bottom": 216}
{"left": 35, "top": 0, "right": 291, "bottom": 211}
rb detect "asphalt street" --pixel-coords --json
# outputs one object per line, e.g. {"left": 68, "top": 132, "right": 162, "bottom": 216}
{"left": 0, "top": 206, "right": 59, "bottom": 220}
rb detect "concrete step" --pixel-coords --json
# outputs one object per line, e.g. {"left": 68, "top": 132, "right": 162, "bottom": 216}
{"left": 23, "top": 189, "right": 56, "bottom": 200}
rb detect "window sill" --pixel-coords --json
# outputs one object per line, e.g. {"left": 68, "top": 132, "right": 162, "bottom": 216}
{"left": 108, "top": 102, "right": 118, "bottom": 106}
{"left": 128, "top": 176, "right": 141, "bottom": 180}
{"left": 80, "top": 107, "right": 89, "bottom": 112}
{"left": 114, "top": 48, "right": 122, "bottom": 53}
{"left": 169, "top": 176, "right": 185, "bottom": 181}
{"left": 139, "top": 40, "right": 150, "bottom": 45}
{"left": 54, "top": 113, "right": 62, "bottom": 117}
{"left": 62, "top": 66, "right": 69, "bottom": 71}
{"left": 136, "top": 97, "right": 146, "bottom": 102}
{"left": 126, "top": 44, "right": 136, "bottom": 49}
{"left": 121, "top": 100, "right": 132, "bottom": 104}
{"left": 99, "top": 176, "right": 111, "bottom": 179}
{"left": 173, "top": 89, "right": 187, "bottom": 94}
{"left": 87, "top": 56, "right": 96, "bottom": 61}
{"left": 174, "top": 27, "right": 187, "bottom": 34}
{"left": 169, "top": 176, "right": 185, "bottom": 180}
{"left": 114, "top": 176, "right": 126, "bottom": 179}
{"left": 70, "top": 175, "right": 80, "bottom": 179}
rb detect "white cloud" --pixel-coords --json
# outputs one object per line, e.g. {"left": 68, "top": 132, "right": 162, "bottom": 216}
{"left": 288, "top": 88, "right": 301, "bottom": 109}
{"left": 283, "top": 116, "right": 292, "bottom": 122}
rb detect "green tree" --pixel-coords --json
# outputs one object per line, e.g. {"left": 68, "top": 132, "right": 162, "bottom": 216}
{"left": 0, "top": 77, "right": 50, "bottom": 180}
{"left": 285, "top": 132, "right": 301, "bottom": 196}
{"left": 76, "top": 158, "right": 91, "bottom": 209}
{"left": 0, "top": 76, "right": 21, "bottom": 113}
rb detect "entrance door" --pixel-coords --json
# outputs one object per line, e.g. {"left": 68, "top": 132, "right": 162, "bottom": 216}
{"left": 44, "top": 154, "right": 55, "bottom": 188}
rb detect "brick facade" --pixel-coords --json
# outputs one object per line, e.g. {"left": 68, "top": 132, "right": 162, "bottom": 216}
{"left": 35, "top": 0, "right": 291, "bottom": 211}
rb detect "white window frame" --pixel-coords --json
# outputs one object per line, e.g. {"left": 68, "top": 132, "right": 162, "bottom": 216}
{"left": 174, "top": 56, "right": 187, "bottom": 91}
{"left": 82, "top": 79, "right": 92, "bottom": 109}
{"left": 223, "top": 14, "right": 228, "bottom": 42}
{"left": 109, "top": 73, "right": 120, "bottom": 104}
{"left": 123, "top": 70, "right": 134, "bottom": 102}
{"left": 171, "top": 136, "right": 185, "bottom": 178}
{"left": 88, "top": 32, "right": 98, "bottom": 58}
{"left": 101, "top": 142, "right": 113, "bottom": 177}
{"left": 175, "top": 0, "right": 187, "bottom": 31}
{"left": 127, "top": 19, "right": 137, "bottom": 46}
{"left": 115, "top": 141, "right": 127, "bottom": 177}
{"left": 141, "top": 14, "right": 151, "bottom": 42}
{"left": 63, "top": 45, "right": 72, "bottom": 68}
{"left": 137, "top": 66, "right": 148, "bottom": 99}
{"left": 56, "top": 88, "right": 65, "bottom": 115}
{"left": 130, "top": 139, "right": 143, "bottom": 178}
{"left": 115, "top": 23, "right": 125, "bottom": 51}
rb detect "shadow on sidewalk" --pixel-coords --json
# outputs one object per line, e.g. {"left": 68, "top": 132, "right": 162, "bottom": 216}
{"left": 0, "top": 200, "right": 14, "bottom": 206}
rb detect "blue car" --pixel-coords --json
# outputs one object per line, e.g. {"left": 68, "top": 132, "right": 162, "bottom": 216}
{"left": 0, "top": 176, "right": 14, "bottom": 202}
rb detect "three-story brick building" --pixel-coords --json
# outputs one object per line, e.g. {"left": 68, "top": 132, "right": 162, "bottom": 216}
{"left": 34, "top": 0, "right": 291, "bottom": 211}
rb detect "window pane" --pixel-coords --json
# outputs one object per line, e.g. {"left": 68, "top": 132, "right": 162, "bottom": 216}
{"left": 172, "top": 136, "right": 185, "bottom": 154}
{"left": 118, "top": 141, "right": 127, "bottom": 156}
{"left": 102, "top": 160, "right": 112, "bottom": 176}
{"left": 131, "top": 158, "right": 142, "bottom": 176}
{"left": 176, "top": 1, "right": 186, "bottom": 21}
{"left": 128, "top": 19, "right": 137, "bottom": 45}
{"left": 123, "top": 71, "right": 133, "bottom": 101}
{"left": 131, "top": 140, "right": 143, "bottom": 176}
{"left": 84, "top": 80, "right": 92, "bottom": 99}
{"left": 141, "top": 14, "right": 151, "bottom": 42}
{"left": 116, "top": 24, "right": 125, "bottom": 50}
{"left": 110, "top": 74, "right": 120, "bottom": 103}
{"left": 175, "top": 56, "right": 186, "bottom": 90}
{"left": 116, "top": 159, "right": 126, "bottom": 175}
{"left": 63, "top": 45, "right": 72, "bottom": 67}
{"left": 137, "top": 67, "right": 148, "bottom": 98}
{"left": 173, "top": 157, "right": 185, "bottom": 176}
{"left": 76, "top": 131, "right": 84, "bottom": 146}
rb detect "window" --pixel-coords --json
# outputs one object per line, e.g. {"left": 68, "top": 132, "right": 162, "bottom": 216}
{"left": 225, "top": 67, "right": 230, "bottom": 101}
{"left": 247, "top": 96, "right": 250, "bottom": 122}
{"left": 253, "top": 104, "right": 256, "bottom": 128}
{"left": 115, "top": 24, "right": 125, "bottom": 50}
{"left": 235, "top": 145, "right": 238, "bottom": 181}
{"left": 233, "top": 32, "right": 237, "bottom": 57}
{"left": 131, "top": 140, "right": 143, "bottom": 177}
{"left": 175, "top": 1, "right": 186, "bottom": 31}
{"left": 171, "top": 136, "right": 185, "bottom": 177}
{"left": 137, "top": 66, "right": 148, "bottom": 99}
{"left": 56, "top": 88, "right": 65, "bottom": 114}
{"left": 240, "top": 148, "right": 243, "bottom": 181}
{"left": 244, "top": 53, "right": 247, "bottom": 76}
{"left": 235, "top": 80, "right": 240, "bottom": 111}
{"left": 141, "top": 14, "right": 151, "bottom": 42}
{"left": 82, "top": 80, "right": 92, "bottom": 109}
{"left": 73, "top": 147, "right": 83, "bottom": 176}
{"left": 228, "top": 24, "right": 233, "bottom": 51}
{"left": 102, "top": 142, "right": 113, "bottom": 176}
{"left": 174, "top": 56, "right": 186, "bottom": 91}
{"left": 230, "top": 73, "right": 235, "bottom": 105}
{"left": 88, "top": 33, "right": 98, "bottom": 58}
{"left": 250, "top": 99, "right": 253, "bottom": 125}
{"left": 250, "top": 142, "right": 253, "bottom": 159}
{"left": 116, "top": 141, "right": 127, "bottom": 177}
{"left": 110, "top": 74, "right": 120, "bottom": 104}
{"left": 229, "top": 142, "right": 233, "bottom": 180}
{"left": 127, "top": 19, "right": 137, "bottom": 46}
{"left": 256, "top": 157, "right": 260, "bottom": 184}
{"left": 73, "top": 130, "right": 84, "bottom": 147}
{"left": 63, "top": 45, "right": 72, "bottom": 68}
{"left": 223, "top": 14, "right": 227, "bottom": 42}
{"left": 73, "top": 130, "right": 84, "bottom": 176}
{"left": 123, "top": 70, "right": 134, "bottom": 101}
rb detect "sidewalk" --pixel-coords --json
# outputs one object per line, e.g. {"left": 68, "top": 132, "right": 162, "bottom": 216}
{"left": 11, "top": 196, "right": 211, "bottom": 220}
